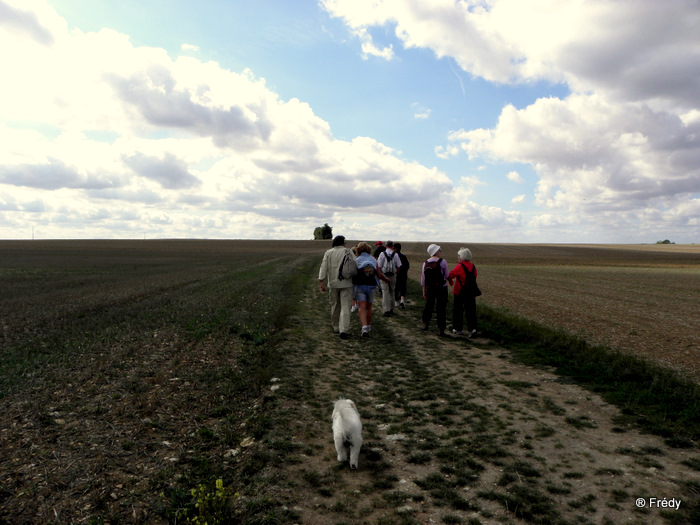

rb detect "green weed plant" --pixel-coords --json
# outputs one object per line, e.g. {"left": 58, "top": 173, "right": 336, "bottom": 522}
{"left": 178, "top": 479, "right": 236, "bottom": 525}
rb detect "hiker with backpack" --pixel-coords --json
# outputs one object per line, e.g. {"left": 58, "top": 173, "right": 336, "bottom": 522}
{"left": 394, "top": 242, "right": 410, "bottom": 310}
{"left": 421, "top": 244, "right": 450, "bottom": 336}
{"left": 376, "top": 241, "right": 402, "bottom": 317}
{"left": 352, "top": 242, "right": 379, "bottom": 337}
{"left": 319, "top": 235, "right": 357, "bottom": 340}
{"left": 448, "top": 247, "right": 481, "bottom": 337}
{"left": 373, "top": 240, "right": 386, "bottom": 258}
{"left": 350, "top": 245, "right": 360, "bottom": 314}
{"left": 373, "top": 241, "right": 386, "bottom": 296}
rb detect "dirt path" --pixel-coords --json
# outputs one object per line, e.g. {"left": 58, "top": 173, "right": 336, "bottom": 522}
{"left": 256, "top": 283, "right": 699, "bottom": 524}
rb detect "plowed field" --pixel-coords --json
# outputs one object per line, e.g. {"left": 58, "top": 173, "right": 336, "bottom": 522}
{"left": 397, "top": 242, "right": 700, "bottom": 380}
{"left": 0, "top": 239, "right": 697, "bottom": 524}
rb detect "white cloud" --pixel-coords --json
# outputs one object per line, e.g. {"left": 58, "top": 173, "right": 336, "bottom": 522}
{"left": 412, "top": 103, "right": 431, "bottom": 120}
{"left": 123, "top": 152, "right": 200, "bottom": 190}
{"left": 506, "top": 171, "right": 523, "bottom": 183}
{"left": 322, "top": 0, "right": 700, "bottom": 241}
{"left": 511, "top": 194, "right": 525, "bottom": 204}
{"left": 445, "top": 95, "right": 700, "bottom": 214}
{"left": 434, "top": 176, "right": 523, "bottom": 238}
{"left": 0, "top": 0, "right": 467, "bottom": 239}
{"left": 434, "top": 143, "right": 460, "bottom": 159}
{"left": 0, "top": 0, "right": 65, "bottom": 43}
{"left": 322, "top": 0, "right": 700, "bottom": 109}
{"left": 354, "top": 27, "right": 394, "bottom": 60}
{"left": 181, "top": 43, "right": 199, "bottom": 52}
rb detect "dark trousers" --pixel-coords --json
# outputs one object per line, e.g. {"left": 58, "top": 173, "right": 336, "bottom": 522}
{"left": 422, "top": 286, "right": 448, "bottom": 332}
{"left": 453, "top": 293, "right": 477, "bottom": 332}
{"left": 395, "top": 274, "right": 407, "bottom": 300}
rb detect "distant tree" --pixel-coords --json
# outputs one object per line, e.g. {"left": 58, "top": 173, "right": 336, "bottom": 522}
{"left": 322, "top": 223, "right": 333, "bottom": 239}
{"left": 314, "top": 223, "right": 333, "bottom": 240}
{"left": 656, "top": 239, "right": 675, "bottom": 244}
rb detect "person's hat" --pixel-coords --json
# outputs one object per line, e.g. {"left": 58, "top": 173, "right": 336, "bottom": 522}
{"left": 375, "top": 241, "right": 384, "bottom": 246}
{"left": 427, "top": 244, "right": 441, "bottom": 256}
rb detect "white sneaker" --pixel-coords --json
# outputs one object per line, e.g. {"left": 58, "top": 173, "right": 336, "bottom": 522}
{"left": 361, "top": 326, "right": 370, "bottom": 337}
{"left": 351, "top": 304, "right": 358, "bottom": 313}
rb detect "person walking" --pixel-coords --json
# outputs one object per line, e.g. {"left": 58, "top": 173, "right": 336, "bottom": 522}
{"left": 319, "top": 235, "right": 357, "bottom": 339}
{"left": 448, "top": 247, "right": 480, "bottom": 337}
{"left": 421, "top": 244, "right": 450, "bottom": 336}
{"left": 352, "top": 242, "right": 379, "bottom": 337}
{"left": 376, "top": 241, "right": 401, "bottom": 317}
{"left": 394, "top": 242, "right": 409, "bottom": 309}
{"left": 373, "top": 241, "right": 386, "bottom": 297}
{"left": 350, "top": 245, "right": 359, "bottom": 313}
{"left": 373, "top": 241, "right": 386, "bottom": 258}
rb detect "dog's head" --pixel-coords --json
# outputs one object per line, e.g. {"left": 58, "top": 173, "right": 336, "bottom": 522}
{"left": 332, "top": 397, "right": 357, "bottom": 417}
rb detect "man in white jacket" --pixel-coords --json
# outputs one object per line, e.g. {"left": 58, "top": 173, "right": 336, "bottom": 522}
{"left": 319, "top": 235, "right": 356, "bottom": 339}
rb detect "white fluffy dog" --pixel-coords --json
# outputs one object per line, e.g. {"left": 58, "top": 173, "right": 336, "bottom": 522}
{"left": 332, "top": 398, "right": 363, "bottom": 469}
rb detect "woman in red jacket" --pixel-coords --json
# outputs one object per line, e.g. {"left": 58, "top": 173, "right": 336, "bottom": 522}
{"left": 448, "top": 247, "right": 480, "bottom": 337}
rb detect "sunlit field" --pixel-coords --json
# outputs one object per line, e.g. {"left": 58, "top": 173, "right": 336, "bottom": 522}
{"left": 398, "top": 241, "right": 700, "bottom": 379}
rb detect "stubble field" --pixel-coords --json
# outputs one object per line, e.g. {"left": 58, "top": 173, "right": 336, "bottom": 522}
{"left": 0, "top": 239, "right": 698, "bottom": 524}
{"left": 396, "top": 242, "right": 700, "bottom": 380}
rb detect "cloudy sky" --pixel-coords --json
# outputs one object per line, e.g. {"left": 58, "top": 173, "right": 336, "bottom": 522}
{"left": 1, "top": 0, "right": 698, "bottom": 242}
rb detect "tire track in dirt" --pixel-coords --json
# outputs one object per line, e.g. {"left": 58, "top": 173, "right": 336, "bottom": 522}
{"left": 259, "top": 282, "right": 699, "bottom": 524}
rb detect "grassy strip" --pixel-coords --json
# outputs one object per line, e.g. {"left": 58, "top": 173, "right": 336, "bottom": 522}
{"left": 227, "top": 256, "right": 320, "bottom": 394}
{"left": 162, "top": 256, "right": 319, "bottom": 524}
{"left": 476, "top": 302, "right": 700, "bottom": 445}
{"left": 401, "top": 276, "right": 699, "bottom": 444}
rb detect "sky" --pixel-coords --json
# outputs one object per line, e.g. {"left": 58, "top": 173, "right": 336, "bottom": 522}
{"left": 1, "top": 0, "right": 699, "bottom": 243}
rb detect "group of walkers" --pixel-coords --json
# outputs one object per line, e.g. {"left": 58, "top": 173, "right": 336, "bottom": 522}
{"left": 318, "top": 235, "right": 480, "bottom": 340}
